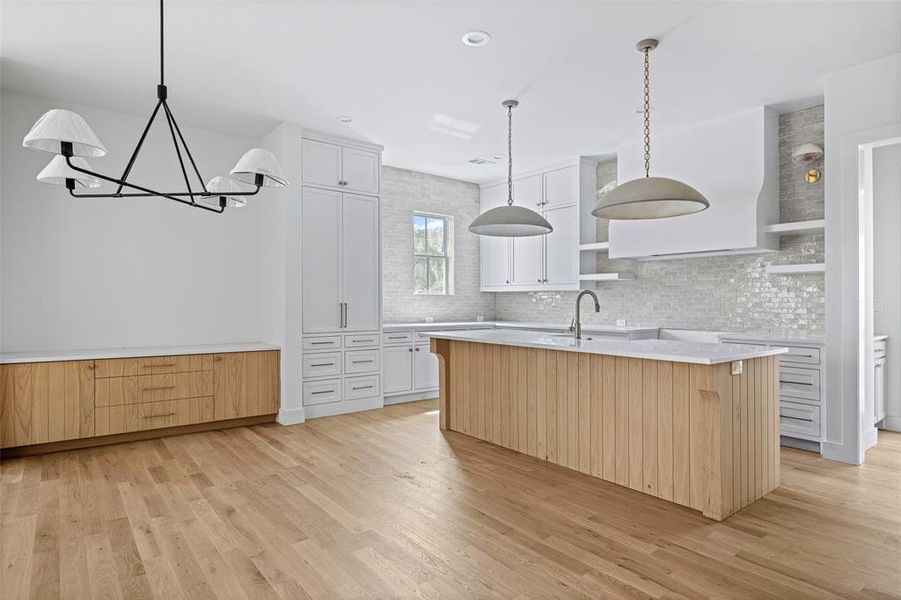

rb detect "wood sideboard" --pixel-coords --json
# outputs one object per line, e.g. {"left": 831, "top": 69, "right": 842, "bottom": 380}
{"left": 0, "top": 348, "right": 279, "bottom": 456}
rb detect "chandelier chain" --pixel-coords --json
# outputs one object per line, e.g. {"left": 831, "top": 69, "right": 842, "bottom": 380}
{"left": 643, "top": 46, "right": 651, "bottom": 178}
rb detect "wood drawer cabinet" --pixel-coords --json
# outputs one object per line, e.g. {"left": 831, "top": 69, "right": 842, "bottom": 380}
{"left": 1, "top": 349, "right": 279, "bottom": 452}
{"left": 1, "top": 360, "right": 95, "bottom": 447}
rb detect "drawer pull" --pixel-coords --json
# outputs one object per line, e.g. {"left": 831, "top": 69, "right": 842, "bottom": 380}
{"left": 388, "top": 336, "right": 407, "bottom": 340}
{"left": 143, "top": 412, "right": 176, "bottom": 419}
{"left": 143, "top": 363, "right": 176, "bottom": 368}
{"left": 142, "top": 385, "right": 176, "bottom": 391}
{"left": 310, "top": 362, "right": 334, "bottom": 367}
{"left": 311, "top": 341, "right": 334, "bottom": 346}
{"left": 352, "top": 360, "right": 374, "bottom": 364}
{"left": 352, "top": 385, "right": 374, "bottom": 390}
{"left": 311, "top": 389, "right": 335, "bottom": 395}
{"left": 781, "top": 415, "right": 813, "bottom": 423}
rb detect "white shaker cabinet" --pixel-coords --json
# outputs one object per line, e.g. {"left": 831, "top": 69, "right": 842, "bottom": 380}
{"left": 341, "top": 194, "right": 380, "bottom": 332}
{"left": 542, "top": 165, "right": 576, "bottom": 209}
{"left": 302, "top": 190, "right": 379, "bottom": 334}
{"left": 544, "top": 204, "right": 579, "bottom": 285}
{"left": 413, "top": 344, "right": 439, "bottom": 390}
{"left": 302, "top": 187, "right": 342, "bottom": 333}
{"left": 479, "top": 182, "right": 512, "bottom": 289}
{"left": 383, "top": 345, "right": 413, "bottom": 395}
{"left": 302, "top": 138, "right": 380, "bottom": 195}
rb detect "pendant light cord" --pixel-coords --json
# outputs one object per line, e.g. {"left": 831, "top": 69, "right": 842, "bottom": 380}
{"left": 507, "top": 103, "right": 514, "bottom": 206}
{"left": 643, "top": 46, "right": 651, "bottom": 178}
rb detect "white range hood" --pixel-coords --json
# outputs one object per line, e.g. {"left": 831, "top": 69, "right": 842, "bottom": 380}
{"left": 609, "top": 107, "right": 779, "bottom": 259}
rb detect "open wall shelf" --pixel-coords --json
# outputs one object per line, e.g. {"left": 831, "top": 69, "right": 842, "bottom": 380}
{"left": 579, "top": 272, "right": 636, "bottom": 281}
{"left": 762, "top": 219, "right": 825, "bottom": 235}
{"left": 579, "top": 241, "right": 610, "bottom": 252}
{"left": 766, "top": 263, "right": 825, "bottom": 275}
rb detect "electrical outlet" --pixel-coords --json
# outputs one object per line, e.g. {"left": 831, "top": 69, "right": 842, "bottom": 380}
{"left": 616, "top": 319, "right": 626, "bottom": 328}
{"left": 425, "top": 316, "right": 434, "bottom": 323}
{"left": 477, "top": 315, "right": 484, "bottom": 322}
{"left": 731, "top": 360, "right": 744, "bottom": 376}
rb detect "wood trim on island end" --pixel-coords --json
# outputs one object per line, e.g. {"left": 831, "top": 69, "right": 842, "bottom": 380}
{"left": 0, "top": 414, "right": 277, "bottom": 458}
{"left": 431, "top": 339, "right": 780, "bottom": 521}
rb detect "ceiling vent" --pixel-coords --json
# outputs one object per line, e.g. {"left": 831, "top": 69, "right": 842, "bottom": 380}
{"left": 468, "top": 157, "right": 496, "bottom": 165}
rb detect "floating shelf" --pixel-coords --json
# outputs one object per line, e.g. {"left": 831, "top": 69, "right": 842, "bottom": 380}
{"left": 766, "top": 263, "right": 825, "bottom": 275}
{"left": 762, "top": 219, "right": 825, "bottom": 235}
{"left": 579, "top": 241, "right": 610, "bottom": 252}
{"left": 579, "top": 272, "right": 636, "bottom": 281}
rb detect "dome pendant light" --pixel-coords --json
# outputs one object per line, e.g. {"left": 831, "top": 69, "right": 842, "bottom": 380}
{"left": 592, "top": 39, "right": 709, "bottom": 220}
{"left": 469, "top": 100, "right": 553, "bottom": 237}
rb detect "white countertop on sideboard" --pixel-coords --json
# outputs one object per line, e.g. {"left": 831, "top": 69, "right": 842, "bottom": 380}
{"left": 718, "top": 331, "right": 826, "bottom": 346}
{"left": 424, "top": 329, "right": 786, "bottom": 365}
{"left": 0, "top": 342, "right": 281, "bottom": 365}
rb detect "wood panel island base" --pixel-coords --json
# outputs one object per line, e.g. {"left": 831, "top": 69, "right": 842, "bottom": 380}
{"left": 430, "top": 331, "right": 785, "bottom": 521}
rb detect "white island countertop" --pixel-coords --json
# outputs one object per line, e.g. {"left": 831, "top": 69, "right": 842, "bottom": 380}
{"left": 0, "top": 342, "right": 281, "bottom": 365}
{"left": 383, "top": 320, "right": 659, "bottom": 336}
{"left": 424, "top": 328, "right": 786, "bottom": 365}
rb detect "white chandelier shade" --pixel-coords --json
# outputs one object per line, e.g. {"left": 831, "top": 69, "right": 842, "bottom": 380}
{"left": 36, "top": 155, "right": 102, "bottom": 188}
{"left": 199, "top": 176, "right": 248, "bottom": 208}
{"left": 230, "top": 149, "right": 289, "bottom": 188}
{"left": 23, "top": 109, "right": 107, "bottom": 158}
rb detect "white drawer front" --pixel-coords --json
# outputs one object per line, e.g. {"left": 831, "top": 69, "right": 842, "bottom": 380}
{"left": 780, "top": 401, "right": 821, "bottom": 441}
{"left": 303, "top": 379, "right": 343, "bottom": 406}
{"left": 414, "top": 332, "right": 433, "bottom": 343}
{"left": 779, "top": 365, "right": 821, "bottom": 402}
{"left": 782, "top": 345, "right": 821, "bottom": 365}
{"left": 302, "top": 353, "right": 342, "bottom": 378}
{"left": 303, "top": 335, "right": 342, "bottom": 351}
{"left": 383, "top": 332, "right": 413, "bottom": 345}
{"left": 345, "top": 375, "right": 381, "bottom": 400}
{"left": 345, "top": 349, "right": 380, "bottom": 374}
{"left": 345, "top": 333, "right": 381, "bottom": 348}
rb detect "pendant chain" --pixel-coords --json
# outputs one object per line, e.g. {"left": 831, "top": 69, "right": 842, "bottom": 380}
{"left": 643, "top": 46, "right": 651, "bottom": 178}
{"left": 507, "top": 104, "right": 513, "bottom": 206}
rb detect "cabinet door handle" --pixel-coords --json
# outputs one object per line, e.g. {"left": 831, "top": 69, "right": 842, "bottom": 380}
{"left": 352, "top": 385, "right": 374, "bottom": 391}
{"left": 142, "top": 385, "right": 175, "bottom": 392}
{"left": 408, "top": 348, "right": 413, "bottom": 352}
{"left": 311, "top": 389, "right": 335, "bottom": 395}
{"left": 344, "top": 303, "right": 349, "bottom": 328}
{"left": 310, "top": 362, "right": 334, "bottom": 367}
{"left": 352, "top": 360, "right": 373, "bottom": 364}
{"left": 143, "top": 412, "right": 176, "bottom": 419}
{"left": 143, "top": 363, "right": 176, "bottom": 368}
{"left": 311, "top": 340, "right": 334, "bottom": 345}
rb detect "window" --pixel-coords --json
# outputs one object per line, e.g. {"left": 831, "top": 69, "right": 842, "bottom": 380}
{"left": 413, "top": 213, "right": 453, "bottom": 295}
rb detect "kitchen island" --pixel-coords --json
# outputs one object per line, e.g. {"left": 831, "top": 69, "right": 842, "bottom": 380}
{"left": 428, "top": 329, "right": 786, "bottom": 521}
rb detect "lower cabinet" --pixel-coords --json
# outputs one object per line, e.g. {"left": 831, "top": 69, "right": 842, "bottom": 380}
{"left": 413, "top": 344, "right": 439, "bottom": 390}
{"left": 875, "top": 356, "right": 886, "bottom": 424}
{"left": 0, "top": 349, "right": 280, "bottom": 451}
{"left": 383, "top": 345, "right": 413, "bottom": 395}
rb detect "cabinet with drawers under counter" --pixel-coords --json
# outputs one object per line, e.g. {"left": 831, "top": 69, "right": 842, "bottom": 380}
{"left": 719, "top": 333, "right": 825, "bottom": 451}
{"left": 0, "top": 344, "right": 280, "bottom": 456}
{"left": 302, "top": 333, "right": 383, "bottom": 419}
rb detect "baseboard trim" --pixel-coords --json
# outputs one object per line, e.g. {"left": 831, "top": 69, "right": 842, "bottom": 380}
{"left": 384, "top": 389, "right": 438, "bottom": 405}
{"left": 881, "top": 415, "right": 901, "bottom": 432}
{"left": 0, "top": 414, "right": 277, "bottom": 459}
{"left": 821, "top": 440, "right": 864, "bottom": 465}
{"left": 304, "top": 396, "right": 383, "bottom": 419}
{"left": 277, "top": 405, "right": 306, "bottom": 426}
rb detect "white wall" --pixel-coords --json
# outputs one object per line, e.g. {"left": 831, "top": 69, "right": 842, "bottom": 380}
{"left": 823, "top": 53, "right": 901, "bottom": 464}
{"left": 1, "top": 90, "right": 263, "bottom": 352}
{"left": 874, "top": 143, "right": 901, "bottom": 430}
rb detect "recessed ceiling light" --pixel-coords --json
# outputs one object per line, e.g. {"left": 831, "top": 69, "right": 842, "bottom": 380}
{"left": 462, "top": 30, "right": 491, "bottom": 47}
{"left": 335, "top": 115, "right": 353, "bottom": 124}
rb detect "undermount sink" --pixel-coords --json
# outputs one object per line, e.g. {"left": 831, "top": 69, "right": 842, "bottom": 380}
{"left": 548, "top": 333, "right": 594, "bottom": 341}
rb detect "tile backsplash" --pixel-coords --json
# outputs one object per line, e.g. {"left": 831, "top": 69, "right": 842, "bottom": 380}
{"left": 381, "top": 166, "right": 497, "bottom": 323}
{"left": 495, "top": 105, "right": 826, "bottom": 334}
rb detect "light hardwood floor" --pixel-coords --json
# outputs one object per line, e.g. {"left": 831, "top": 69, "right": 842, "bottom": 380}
{"left": 2, "top": 400, "right": 899, "bottom": 599}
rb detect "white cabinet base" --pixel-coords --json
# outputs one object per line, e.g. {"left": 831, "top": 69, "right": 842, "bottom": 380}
{"left": 384, "top": 389, "right": 439, "bottom": 405}
{"left": 304, "top": 396, "right": 383, "bottom": 419}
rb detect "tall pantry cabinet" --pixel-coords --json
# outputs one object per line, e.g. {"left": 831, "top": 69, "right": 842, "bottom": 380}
{"left": 300, "top": 133, "right": 384, "bottom": 418}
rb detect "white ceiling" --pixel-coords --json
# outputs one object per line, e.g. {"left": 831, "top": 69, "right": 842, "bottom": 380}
{"left": 2, "top": 1, "right": 899, "bottom": 183}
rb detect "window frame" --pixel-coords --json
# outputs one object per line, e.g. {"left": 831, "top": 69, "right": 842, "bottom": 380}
{"left": 413, "top": 212, "right": 450, "bottom": 296}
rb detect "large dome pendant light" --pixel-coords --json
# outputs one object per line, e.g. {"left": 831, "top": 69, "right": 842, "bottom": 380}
{"left": 469, "top": 100, "right": 553, "bottom": 237}
{"left": 592, "top": 39, "right": 709, "bottom": 220}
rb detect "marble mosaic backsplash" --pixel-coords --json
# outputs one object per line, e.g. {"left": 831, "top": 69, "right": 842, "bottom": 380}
{"left": 495, "top": 105, "right": 826, "bottom": 334}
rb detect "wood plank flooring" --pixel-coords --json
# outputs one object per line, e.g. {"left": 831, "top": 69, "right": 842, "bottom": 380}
{"left": 2, "top": 399, "right": 899, "bottom": 599}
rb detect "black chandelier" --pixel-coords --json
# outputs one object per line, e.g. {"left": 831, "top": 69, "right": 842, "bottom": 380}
{"left": 22, "top": 0, "right": 287, "bottom": 213}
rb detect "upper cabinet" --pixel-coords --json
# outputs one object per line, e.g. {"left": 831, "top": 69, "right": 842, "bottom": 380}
{"left": 480, "top": 160, "right": 596, "bottom": 292}
{"left": 302, "top": 138, "right": 380, "bottom": 195}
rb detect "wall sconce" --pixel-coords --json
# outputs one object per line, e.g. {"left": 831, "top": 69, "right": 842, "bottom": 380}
{"left": 791, "top": 143, "right": 824, "bottom": 183}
